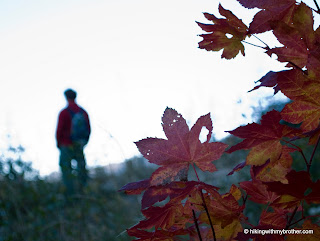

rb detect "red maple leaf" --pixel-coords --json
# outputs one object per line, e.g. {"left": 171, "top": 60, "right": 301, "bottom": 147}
{"left": 240, "top": 178, "right": 279, "bottom": 204}
{"left": 249, "top": 71, "right": 281, "bottom": 94}
{"left": 201, "top": 192, "right": 245, "bottom": 228}
{"left": 251, "top": 146, "right": 294, "bottom": 183}
{"left": 141, "top": 181, "right": 219, "bottom": 210}
{"left": 197, "top": 4, "right": 248, "bottom": 59}
{"left": 235, "top": 210, "right": 287, "bottom": 240}
{"left": 250, "top": 69, "right": 320, "bottom": 132}
{"left": 305, "top": 180, "right": 320, "bottom": 204}
{"left": 286, "top": 220, "right": 320, "bottom": 241}
{"left": 266, "top": 170, "right": 311, "bottom": 198}
{"left": 291, "top": 2, "right": 315, "bottom": 49}
{"left": 236, "top": 0, "right": 295, "bottom": 9}
{"left": 135, "top": 108, "right": 227, "bottom": 185}
{"left": 248, "top": 4, "right": 320, "bottom": 133}
{"left": 128, "top": 202, "right": 188, "bottom": 232}
{"left": 235, "top": 208, "right": 288, "bottom": 241}
{"left": 307, "top": 34, "right": 320, "bottom": 80}
{"left": 119, "top": 178, "right": 150, "bottom": 195}
{"left": 272, "top": 22, "right": 307, "bottom": 53}
{"left": 194, "top": 219, "right": 243, "bottom": 241}
{"left": 227, "top": 110, "right": 299, "bottom": 166}
{"left": 266, "top": 4, "right": 314, "bottom": 69}
{"left": 303, "top": 126, "right": 320, "bottom": 145}
{"left": 265, "top": 170, "right": 320, "bottom": 208}
{"left": 237, "top": 0, "right": 296, "bottom": 34}
{"left": 127, "top": 228, "right": 188, "bottom": 241}
{"left": 259, "top": 210, "right": 287, "bottom": 229}
{"left": 267, "top": 47, "right": 308, "bottom": 69}
{"left": 227, "top": 161, "right": 246, "bottom": 176}
{"left": 141, "top": 184, "right": 175, "bottom": 210}
{"left": 124, "top": 180, "right": 222, "bottom": 240}
{"left": 279, "top": 77, "right": 320, "bottom": 132}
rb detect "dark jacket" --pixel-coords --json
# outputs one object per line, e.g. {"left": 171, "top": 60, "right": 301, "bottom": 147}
{"left": 56, "top": 101, "right": 91, "bottom": 147}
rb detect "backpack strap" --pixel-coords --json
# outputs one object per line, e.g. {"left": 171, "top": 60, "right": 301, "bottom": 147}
{"left": 67, "top": 107, "right": 83, "bottom": 116}
{"left": 67, "top": 107, "right": 74, "bottom": 117}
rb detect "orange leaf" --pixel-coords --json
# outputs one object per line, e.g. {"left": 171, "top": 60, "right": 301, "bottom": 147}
{"left": 227, "top": 110, "right": 299, "bottom": 166}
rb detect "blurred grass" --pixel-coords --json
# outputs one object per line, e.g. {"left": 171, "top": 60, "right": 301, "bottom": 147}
{"left": 0, "top": 149, "right": 156, "bottom": 241}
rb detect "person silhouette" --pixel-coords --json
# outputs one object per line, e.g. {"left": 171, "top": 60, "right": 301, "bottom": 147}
{"left": 56, "top": 89, "right": 91, "bottom": 195}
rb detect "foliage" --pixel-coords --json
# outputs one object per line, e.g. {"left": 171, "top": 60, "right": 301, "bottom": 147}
{"left": 0, "top": 147, "right": 156, "bottom": 241}
{"left": 0, "top": 145, "right": 38, "bottom": 181}
{"left": 120, "top": 0, "right": 320, "bottom": 240}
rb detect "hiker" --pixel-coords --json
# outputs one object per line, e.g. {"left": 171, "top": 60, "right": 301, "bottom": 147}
{"left": 56, "top": 89, "right": 91, "bottom": 195}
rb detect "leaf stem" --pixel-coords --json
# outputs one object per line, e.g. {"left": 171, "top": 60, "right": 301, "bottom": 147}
{"left": 192, "top": 164, "right": 201, "bottom": 182}
{"left": 287, "top": 61, "right": 307, "bottom": 75}
{"left": 282, "top": 139, "right": 308, "bottom": 168}
{"left": 243, "top": 219, "right": 255, "bottom": 228}
{"left": 313, "top": 0, "right": 320, "bottom": 13}
{"left": 252, "top": 35, "right": 270, "bottom": 50}
{"left": 191, "top": 164, "right": 216, "bottom": 240}
{"left": 242, "top": 194, "right": 248, "bottom": 206}
{"left": 242, "top": 41, "right": 266, "bottom": 49}
{"left": 286, "top": 206, "right": 298, "bottom": 229}
{"left": 288, "top": 217, "right": 305, "bottom": 227}
{"left": 308, "top": 135, "right": 320, "bottom": 171}
{"left": 199, "top": 190, "right": 217, "bottom": 241}
{"left": 192, "top": 209, "right": 203, "bottom": 241}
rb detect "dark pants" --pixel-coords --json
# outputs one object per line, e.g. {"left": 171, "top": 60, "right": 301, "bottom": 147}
{"left": 59, "top": 144, "right": 88, "bottom": 195}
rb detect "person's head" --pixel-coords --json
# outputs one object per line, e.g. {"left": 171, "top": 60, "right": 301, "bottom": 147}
{"left": 64, "top": 89, "right": 77, "bottom": 101}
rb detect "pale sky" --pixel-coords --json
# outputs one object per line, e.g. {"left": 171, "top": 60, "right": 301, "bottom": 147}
{"left": 2, "top": 0, "right": 315, "bottom": 176}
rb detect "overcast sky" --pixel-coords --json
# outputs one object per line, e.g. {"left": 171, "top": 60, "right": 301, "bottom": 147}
{"left": 2, "top": 0, "right": 316, "bottom": 176}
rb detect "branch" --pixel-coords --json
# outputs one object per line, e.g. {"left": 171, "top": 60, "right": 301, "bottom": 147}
{"left": 192, "top": 209, "right": 203, "bottom": 241}
{"left": 242, "top": 194, "right": 248, "bottom": 206}
{"left": 309, "top": 135, "right": 320, "bottom": 170}
{"left": 287, "top": 217, "right": 305, "bottom": 228}
{"left": 285, "top": 205, "right": 299, "bottom": 229}
{"left": 199, "top": 190, "right": 217, "bottom": 241}
{"left": 190, "top": 166, "right": 216, "bottom": 241}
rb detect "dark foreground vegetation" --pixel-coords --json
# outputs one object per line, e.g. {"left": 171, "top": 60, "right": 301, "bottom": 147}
{"left": 0, "top": 146, "right": 156, "bottom": 241}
